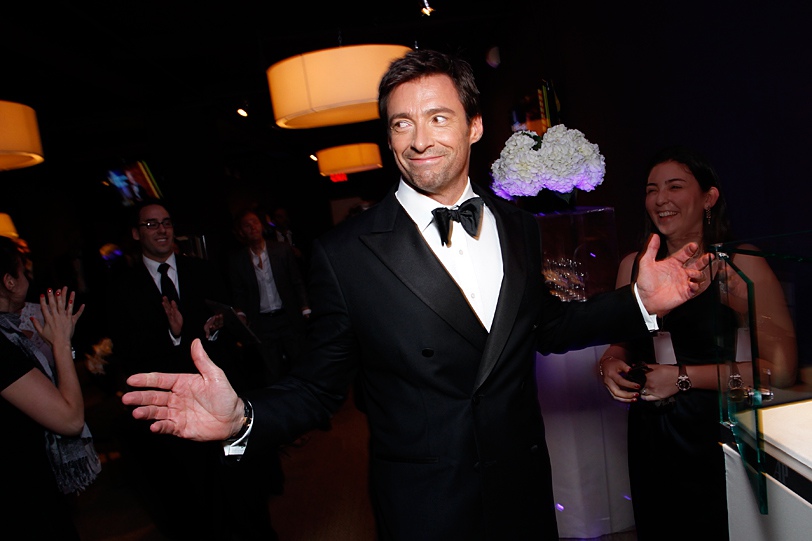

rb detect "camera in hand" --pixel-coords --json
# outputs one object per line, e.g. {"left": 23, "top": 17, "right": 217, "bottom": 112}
{"left": 622, "top": 363, "right": 652, "bottom": 389}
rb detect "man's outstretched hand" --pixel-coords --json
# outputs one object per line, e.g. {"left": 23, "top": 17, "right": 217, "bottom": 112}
{"left": 121, "top": 339, "right": 244, "bottom": 441}
{"left": 635, "top": 234, "right": 714, "bottom": 317}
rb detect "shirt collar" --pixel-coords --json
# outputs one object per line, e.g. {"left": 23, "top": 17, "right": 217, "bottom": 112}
{"left": 142, "top": 252, "right": 177, "bottom": 275}
{"left": 395, "top": 178, "right": 478, "bottom": 232}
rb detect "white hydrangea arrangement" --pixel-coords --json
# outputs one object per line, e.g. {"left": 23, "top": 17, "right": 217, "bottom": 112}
{"left": 490, "top": 125, "right": 606, "bottom": 201}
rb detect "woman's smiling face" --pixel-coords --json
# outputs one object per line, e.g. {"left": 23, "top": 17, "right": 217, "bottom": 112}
{"left": 645, "top": 160, "right": 715, "bottom": 244}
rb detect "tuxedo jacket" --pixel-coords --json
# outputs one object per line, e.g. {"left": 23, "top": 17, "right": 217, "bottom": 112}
{"left": 244, "top": 185, "right": 650, "bottom": 540}
{"left": 106, "top": 254, "right": 231, "bottom": 377}
{"left": 226, "top": 240, "right": 309, "bottom": 329}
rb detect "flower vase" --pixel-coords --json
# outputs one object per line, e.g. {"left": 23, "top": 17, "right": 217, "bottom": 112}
{"left": 515, "top": 189, "right": 576, "bottom": 215}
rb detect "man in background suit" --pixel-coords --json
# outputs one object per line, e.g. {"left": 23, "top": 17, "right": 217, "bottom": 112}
{"left": 122, "top": 50, "right": 712, "bottom": 540}
{"left": 228, "top": 207, "right": 310, "bottom": 385}
{"left": 107, "top": 200, "right": 279, "bottom": 540}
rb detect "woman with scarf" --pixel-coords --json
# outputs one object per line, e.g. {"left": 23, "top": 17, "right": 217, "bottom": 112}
{"left": 0, "top": 236, "right": 100, "bottom": 539}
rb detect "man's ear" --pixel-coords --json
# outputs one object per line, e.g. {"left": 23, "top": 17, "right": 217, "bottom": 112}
{"left": 131, "top": 227, "right": 140, "bottom": 242}
{"left": 3, "top": 273, "right": 14, "bottom": 292}
{"left": 469, "top": 115, "right": 483, "bottom": 144}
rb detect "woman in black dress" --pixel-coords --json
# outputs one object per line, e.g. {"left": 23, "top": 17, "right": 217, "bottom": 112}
{"left": 598, "top": 146, "right": 797, "bottom": 540}
{"left": 0, "top": 236, "right": 96, "bottom": 539}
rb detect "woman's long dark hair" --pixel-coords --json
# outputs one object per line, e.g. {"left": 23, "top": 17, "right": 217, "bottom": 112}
{"left": 641, "top": 146, "right": 734, "bottom": 259}
{"left": 0, "top": 236, "right": 25, "bottom": 280}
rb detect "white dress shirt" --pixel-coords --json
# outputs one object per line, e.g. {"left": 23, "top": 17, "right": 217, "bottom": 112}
{"left": 395, "top": 179, "right": 503, "bottom": 332}
{"left": 251, "top": 244, "right": 284, "bottom": 313}
{"left": 142, "top": 252, "right": 180, "bottom": 298}
{"left": 394, "top": 179, "right": 657, "bottom": 332}
{"left": 142, "top": 253, "right": 183, "bottom": 345}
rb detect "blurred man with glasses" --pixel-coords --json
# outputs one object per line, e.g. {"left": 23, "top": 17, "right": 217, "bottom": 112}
{"left": 106, "top": 199, "right": 281, "bottom": 540}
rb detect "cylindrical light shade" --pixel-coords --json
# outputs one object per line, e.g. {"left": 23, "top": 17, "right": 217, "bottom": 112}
{"left": 0, "top": 213, "right": 19, "bottom": 238}
{"left": 268, "top": 44, "right": 411, "bottom": 129}
{"left": 316, "top": 143, "right": 383, "bottom": 176}
{"left": 0, "top": 100, "right": 44, "bottom": 171}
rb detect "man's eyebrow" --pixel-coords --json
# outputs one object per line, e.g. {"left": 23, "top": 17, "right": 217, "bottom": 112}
{"left": 388, "top": 106, "right": 456, "bottom": 123}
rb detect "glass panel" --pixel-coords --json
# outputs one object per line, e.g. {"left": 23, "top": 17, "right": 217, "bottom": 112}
{"left": 711, "top": 230, "right": 812, "bottom": 513}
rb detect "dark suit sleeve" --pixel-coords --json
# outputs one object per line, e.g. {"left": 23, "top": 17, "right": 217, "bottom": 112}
{"left": 279, "top": 242, "right": 309, "bottom": 310}
{"left": 227, "top": 250, "right": 251, "bottom": 315}
{"left": 105, "top": 269, "right": 190, "bottom": 376}
{"left": 535, "top": 284, "right": 651, "bottom": 355}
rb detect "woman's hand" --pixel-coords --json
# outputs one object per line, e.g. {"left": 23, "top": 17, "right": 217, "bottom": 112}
{"left": 31, "top": 287, "right": 85, "bottom": 348}
{"left": 635, "top": 364, "right": 680, "bottom": 401}
{"left": 600, "top": 356, "right": 640, "bottom": 403}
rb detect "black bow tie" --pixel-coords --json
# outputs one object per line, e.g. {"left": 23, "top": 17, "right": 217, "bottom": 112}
{"left": 431, "top": 197, "right": 484, "bottom": 246}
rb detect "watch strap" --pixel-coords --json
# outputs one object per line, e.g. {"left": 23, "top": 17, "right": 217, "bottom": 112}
{"left": 676, "top": 364, "right": 692, "bottom": 391}
{"left": 225, "top": 398, "right": 253, "bottom": 444}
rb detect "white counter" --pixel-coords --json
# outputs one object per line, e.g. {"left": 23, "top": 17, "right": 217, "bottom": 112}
{"left": 725, "top": 399, "right": 812, "bottom": 540}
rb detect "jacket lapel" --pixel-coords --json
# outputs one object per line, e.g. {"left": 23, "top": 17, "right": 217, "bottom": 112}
{"left": 473, "top": 191, "right": 531, "bottom": 390}
{"left": 360, "top": 191, "right": 487, "bottom": 350}
{"left": 241, "top": 247, "right": 261, "bottom": 311}
{"left": 136, "top": 260, "right": 170, "bottom": 322}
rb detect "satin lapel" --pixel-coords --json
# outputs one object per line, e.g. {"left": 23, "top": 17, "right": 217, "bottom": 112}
{"left": 473, "top": 191, "right": 531, "bottom": 390}
{"left": 359, "top": 193, "right": 487, "bottom": 349}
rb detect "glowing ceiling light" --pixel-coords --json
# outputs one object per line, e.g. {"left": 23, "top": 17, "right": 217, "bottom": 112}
{"left": 267, "top": 44, "right": 411, "bottom": 129}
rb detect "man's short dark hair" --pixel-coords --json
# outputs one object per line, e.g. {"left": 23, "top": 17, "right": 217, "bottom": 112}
{"left": 377, "top": 49, "right": 481, "bottom": 127}
{"left": 130, "top": 198, "right": 170, "bottom": 227}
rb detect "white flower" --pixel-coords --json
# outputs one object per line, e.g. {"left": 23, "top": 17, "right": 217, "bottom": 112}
{"left": 490, "top": 125, "right": 606, "bottom": 199}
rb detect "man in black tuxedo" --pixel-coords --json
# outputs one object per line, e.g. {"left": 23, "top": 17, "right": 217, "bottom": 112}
{"left": 107, "top": 200, "right": 279, "bottom": 540}
{"left": 228, "top": 207, "right": 310, "bottom": 385}
{"left": 122, "top": 50, "right": 712, "bottom": 540}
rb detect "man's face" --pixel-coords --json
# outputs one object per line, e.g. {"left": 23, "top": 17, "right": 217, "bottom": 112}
{"left": 386, "top": 74, "right": 482, "bottom": 205}
{"left": 132, "top": 204, "right": 174, "bottom": 262}
{"left": 239, "top": 212, "right": 264, "bottom": 243}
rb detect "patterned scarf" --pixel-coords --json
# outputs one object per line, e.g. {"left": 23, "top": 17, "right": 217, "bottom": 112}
{"left": 0, "top": 311, "right": 101, "bottom": 494}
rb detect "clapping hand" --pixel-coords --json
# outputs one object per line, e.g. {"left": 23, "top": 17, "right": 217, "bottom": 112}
{"left": 162, "top": 296, "right": 183, "bottom": 337}
{"left": 204, "top": 313, "right": 224, "bottom": 339}
{"left": 635, "top": 234, "right": 714, "bottom": 317}
{"left": 32, "top": 286, "right": 85, "bottom": 347}
{"left": 121, "top": 339, "right": 244, "bottom": 442}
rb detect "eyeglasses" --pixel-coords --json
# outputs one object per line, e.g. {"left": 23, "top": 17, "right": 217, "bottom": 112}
{"left": 138, "top": 218, "right": 174, "bottom": 230}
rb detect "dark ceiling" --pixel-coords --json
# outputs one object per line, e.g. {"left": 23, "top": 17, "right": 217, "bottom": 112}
{"left": 3, "top": 1, "right": 510, "bottom": 163}
{"left": 3, "top": 1, "right": 530, "bottom": 264}
{"left": 5, "top": 2, "right": 810, "bottom": 272}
